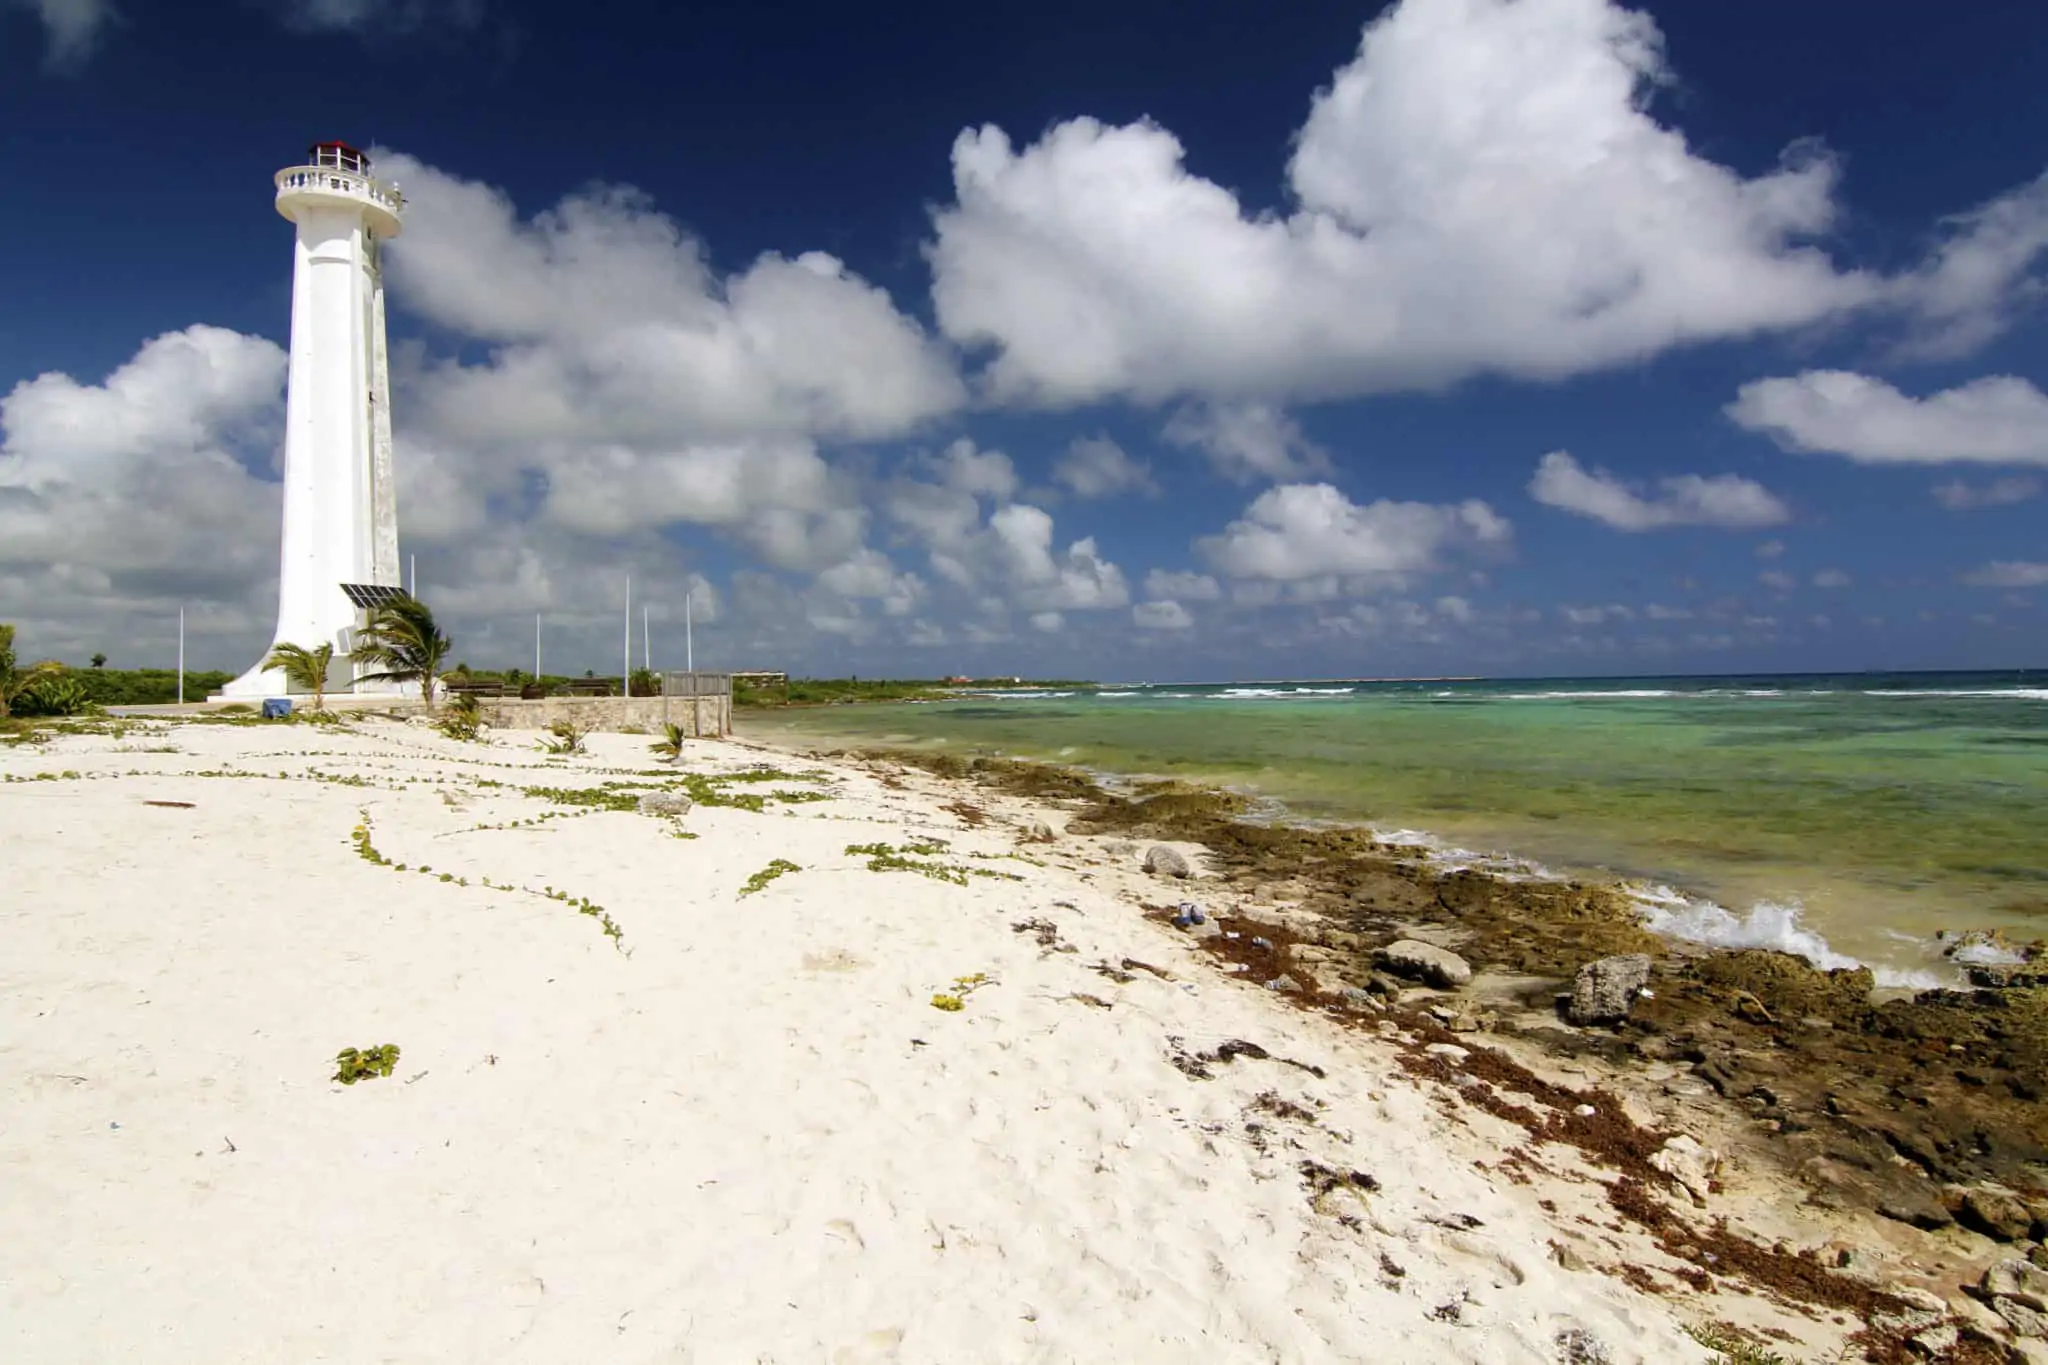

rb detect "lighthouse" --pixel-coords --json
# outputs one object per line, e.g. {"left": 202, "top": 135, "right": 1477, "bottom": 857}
{"left": 219, "top": 141, "right": 406, "bottom": 700}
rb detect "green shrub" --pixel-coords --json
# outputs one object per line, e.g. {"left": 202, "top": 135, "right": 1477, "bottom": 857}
{"left": 11, "top": 673, "right": 95, "bottom": 718}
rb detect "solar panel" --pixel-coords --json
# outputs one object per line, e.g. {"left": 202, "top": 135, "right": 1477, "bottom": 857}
{"left": 341, "top": 583, "right": 409, "bottom": 609}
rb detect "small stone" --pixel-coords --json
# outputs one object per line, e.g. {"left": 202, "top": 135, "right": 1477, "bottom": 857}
{"left": 1549, "top": 1242, "right": 1591, "bottom": 1274}
{"left": 1378, "top": 939, "right": 1473, "bottom": 990}
{"left": 636, "top": 791, "right": 693, "bottom": 817}
{"left": 1647, "top": 1135, "right": 1720, "bottom": 1204}
{"left": 1553, "top": 1327, "right": 1611, "bottom": 1364}
{"left": 1025, "top": 818, "right": 1056, "bottom": 842}
{"left": 1185, "top": 920, "right": 1222, "bottom": 942}
{"left": 1339, "top": 987, "right": 1378, "bottom": 1012}
{"left": 2012, "top": 1340, "right": 2048, "bottom": 1365}
{"left": 2031, "top": 1244, "right": 2048, "bottom": 1271}
{"left": 1983, "top": 1258, "right": 2048, "bottom": 1312}
{"left": 1994, "top": 1296, "right": 2048, "bottom": 1339}
{"left": 1265, "top": 975, "right": 1302, "bottom": 993}
{"left": 1424, "top": 1043, "right": 1469, "bottom": 1063}
{"left": 1567, "top": 954, "right": 1653, "bottom": 1026}
{"left": 1143, "top": 846, "right": 1192, "bottom": 879}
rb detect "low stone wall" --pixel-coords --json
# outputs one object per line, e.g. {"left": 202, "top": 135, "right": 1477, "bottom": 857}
{"left": 474, "top": 694, "right": 731, "bottom": 736}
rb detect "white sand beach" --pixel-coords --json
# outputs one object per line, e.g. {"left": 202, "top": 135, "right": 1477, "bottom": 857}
{"left": 3, "top": 716, "right": 1951, "bottom": 1362}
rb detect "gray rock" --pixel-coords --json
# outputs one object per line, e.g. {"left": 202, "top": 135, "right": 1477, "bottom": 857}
{"left": 1025, "top": 818, "right": 1056, "bottom": 843}
{"left": 1338, "top": 986, "right": 1379, "bottom": 1012}
{"left": 1264, "top": 975, "right": 1302, "bottom": 993}
{"left": 1960, "top": 1186, "right": 2035, "bottom": 1242}
{"left": 1994, "top": 1296, "right": 2048, "bottom": 1339}
{"left": 1984, "top": 1258, "right": 2048, "bottom": 1312}
{"left": 1567, "top": 954, "right": 1652, "bottom": 1025}
{"left": 637, "top": 792, "right": 693, "bottom": 817}
{"left": 1378, "top": 939, "right": 1473, "bottom": 989}
{"left": 1647, "top": 1135, "right": 1720, "bottom": 1204}
{"left": 1143, "top": 845, "right": 1192, "bottom": 879}
{"left": 1907, "top": 1323, "right": 1958, "bottom": 1357}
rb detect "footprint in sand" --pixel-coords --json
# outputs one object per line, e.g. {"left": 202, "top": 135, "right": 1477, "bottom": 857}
{"left": 829, "top": 1327, "right": 904, "bottom": 1363}
{"left": 803, "top": 949, "right": 872, "bottom": 973}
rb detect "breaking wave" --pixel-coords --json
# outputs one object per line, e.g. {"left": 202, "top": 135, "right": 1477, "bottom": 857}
{"left": 1629, "top": 886, "right": 1945, "bottom": 990}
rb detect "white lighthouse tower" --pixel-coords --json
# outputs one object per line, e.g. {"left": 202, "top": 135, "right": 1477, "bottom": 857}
{"left": 220, "top": 141, "right": 406, "bottom": 700}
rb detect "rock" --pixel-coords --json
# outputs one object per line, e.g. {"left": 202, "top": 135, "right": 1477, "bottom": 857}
{"left": 1939, "top": 928, "right": 2034, "bottom": 964}
{"left": 2013, "top": 1340, "right": 2048, "bottom": 1365}
{"left": 1185, "top": 919, "right": 1222, "bottom": 942}
{"left": 1025, "top": 818, "right": 1056, "bottom": 843}
{"left": 1960, "top": 1186, "right": 2036, "bottom": 1243}
{"left": 1549, "top": 1241, "right": 1591, "bottom": 1274}
{"left": 2032, "top": 1244, "right": 2048, "bottom": 1271}
{"left": 1983, "top": 1259, "right": 2048, "bottom": 1312}
{"left": 1567, "top": 954, "right": 1652, "bottom": 1026}
{"left": 1893, "top": 1286, "right": 1951, "bottom": 1315}
{"left": 1553, "top": 1327, "right": 1611, "bottom": 1364}
{"left": 1143, "top": 846, "right": 1192, "bottom": 879}
{"left": 1264, "top": 975, "right": 1302, "bottom": 993}
{"left": 1378, "top": 940, "right": 1473, "bottom": 989}
{"left": 1647, "top": 1135, "right": 1720, "bottom": 1204}
{"left": 1339, "top": 986, "right": 1379, "bottom": 1012}
{"left": 1366, "top": 972, "right": 1405, "bottom": 998}
{"left": 1103, "top": 840, "right": 1138, "bottom": 858}
{"left": 1907, "top": 1323, "right": 1958, "bottom": 1357}
{"left": 1424, "top": 1043, "right": 1469, "bottom": 1063}
{"left": 1993, "top": 1296, "right": 2048, "bottom": 1338}
{"left": 636, "top": 792, "right": 693, "bottom": 817}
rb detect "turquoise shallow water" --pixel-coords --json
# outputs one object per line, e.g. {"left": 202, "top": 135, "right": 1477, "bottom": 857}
{"left": 744, "top": 671, "right": 2048, "bottom": 982}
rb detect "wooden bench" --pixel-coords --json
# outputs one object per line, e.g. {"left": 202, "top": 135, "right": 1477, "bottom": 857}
{"left": 443, "top": 680, "right": 506, "bottom": 699}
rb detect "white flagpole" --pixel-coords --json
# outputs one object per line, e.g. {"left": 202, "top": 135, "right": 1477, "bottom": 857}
{"left": 643, "top": 605, "right": 651, "bottom": 674}
{"left": 685, "top": 590, "right": 694, "bottom": 674}
{"left": 409, "top": 554, "right": 416, "bottom": 597}
{"left": 177, "top": 607, "right": 185, "bottom": 705}
{"left": 535, "top": 613, "right": 542, "bottom": 680}
{"left": 622, "top": 576, "right": 632, "bottom": 698}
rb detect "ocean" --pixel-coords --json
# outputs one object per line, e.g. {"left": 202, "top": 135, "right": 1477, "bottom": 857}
{"left": 743, "top": 670, "right": 2048, "bottom": 987}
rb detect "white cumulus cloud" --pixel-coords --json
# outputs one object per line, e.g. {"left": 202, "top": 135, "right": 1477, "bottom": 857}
{"left": 1963, "top": 562, "right": 2048, "bottom": 589}
{"left": 1933, "top": 475, "right": 2041, "bottom": 510}
{"left": 1052, "top": 435, "right": 1157, "bottom": 498}
{"left": 926, "top": 0, "right": 1895, "bottom": 408}
{"left": 1198, "top": 482, "right": 1510, "bottom": 583}
{"left": 10, "top": 0, "right": 115, "bottom": 66}
{"left": 1133, "top": 599, "right": 1194, "bottom": 630}
{"left": 1528, "top": 451, "right": 1790, "bottom": 531}
{"left": 1161, "top": 403, "right": 1332, "bottom": 483}
{"left": 1728, "top": 371, "right": 2048, "bottom": 466}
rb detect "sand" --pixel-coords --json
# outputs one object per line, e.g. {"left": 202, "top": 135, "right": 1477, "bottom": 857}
{"left": 2, "top": 716, "right": 1783, "bottom": 1362}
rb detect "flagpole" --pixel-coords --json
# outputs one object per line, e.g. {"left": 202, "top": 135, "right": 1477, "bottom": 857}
{"left": 685, "top": 590, "right": 694, "bottom": 673}
{"left": 622, "top": 576, "right": 632, "bottom": 699}
{"left": 177, "top": 607, "right": 185, "bottom": 705}
{"left": 535, "top": 613, "right": 542, "bottom": 681}
{"left": 643, "top": 605, "right": 651, "bottom": 674}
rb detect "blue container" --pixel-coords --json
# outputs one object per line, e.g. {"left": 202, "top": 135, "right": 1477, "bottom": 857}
{"left": 261, "top": 698, "right": 293, "bottom": 720}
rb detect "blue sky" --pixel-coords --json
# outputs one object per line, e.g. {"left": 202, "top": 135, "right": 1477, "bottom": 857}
{"left": 2, "top": 0, "right": 2044, "bottom": 681}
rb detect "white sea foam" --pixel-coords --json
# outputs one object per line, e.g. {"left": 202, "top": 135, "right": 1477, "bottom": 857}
{"left": 1214, "top": 688, "right": 1290, "bottom": 699}
{"left": 1291, "top": 687, "right": 1355, "bottom": 695}
{"left": 1096, "top": 690, "right": 1143, "bottom": 698}
{"left": 1629, "top": 887, "right": 1945, "bottom": 990}
{"left": 1864, "top": 688, "right": 2048, "bottom": 700}
{"left": 1950, "top": 941, "right": 2027, "bottom": 967}
{"left": 1499, "top": 689, "right": 1681, "bottom": 700}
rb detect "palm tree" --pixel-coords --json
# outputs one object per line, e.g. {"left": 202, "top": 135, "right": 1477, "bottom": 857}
{"left": 350, "top": 594, "right": 453, "bottom": 709}
{"left": 262, "top": 641, "right": 336, "bottom": 711}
